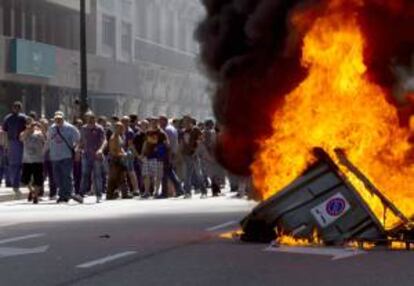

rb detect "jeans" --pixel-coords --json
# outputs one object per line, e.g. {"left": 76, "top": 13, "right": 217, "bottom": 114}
{"left": 162, "top": 160, "right": 183, "bottom": 196}
{"left": 8, "top": 140, "right": 23, "bottom": 189}
{"left": 183, "top": 155, "right": 206, "bottom": 195}
{"left": 52, "top": 158, "right": 74, "bottom": 200}
{"left": 4, "top": 160, "right": 11, "bottom": 187}
{"left": 125, "top": 151, "right": 135, "bottom": 172}
{"left": 73, "top": 160, "right": 82, "bottom": 195}
{"left": 44, "top": 159, "right": 57, "bottom": 197}
{"left": 134, "top": 159, "right": 144, "bottom": 194}
{"left": 0, "top": 147, "right": 6, "bottom": 185}
{"left": 101, "top": 156, "right": 109, "bottom": 193}
{"left": 80, "top": 156, "right": 104, "bottom": 197}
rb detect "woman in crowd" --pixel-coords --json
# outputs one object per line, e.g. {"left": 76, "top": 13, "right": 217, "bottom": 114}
{"left": 20, "top": 117, "right": 46, "bottom": 204}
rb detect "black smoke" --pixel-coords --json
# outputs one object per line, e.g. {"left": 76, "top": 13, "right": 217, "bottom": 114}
{"left": 196, "top": 0, "right": 414, "bottom": 175}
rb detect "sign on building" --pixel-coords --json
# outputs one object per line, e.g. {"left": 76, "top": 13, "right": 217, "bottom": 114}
{"left": 11, "top": 39, "right": 56, "bottom": 78}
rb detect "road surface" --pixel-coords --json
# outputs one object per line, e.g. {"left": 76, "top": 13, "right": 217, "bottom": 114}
{"left": 0, "top": 193, "right": 413, "bottom": 286}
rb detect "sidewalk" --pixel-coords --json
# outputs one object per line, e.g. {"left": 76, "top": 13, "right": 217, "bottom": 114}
{"left": 0, "top": 185, "right": 32, "bottom": 203}
{"left": 0, "top": 184, "right": 51, "bottom": 203}
{"left": 0, "top": 183, "right": 248, "bottom": 203}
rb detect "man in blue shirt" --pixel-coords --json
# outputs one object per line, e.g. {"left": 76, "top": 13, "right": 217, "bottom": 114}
{"left": 47, "top": 111, "right": 81, "bottom": 203}
{"left": 2, "top": 101, "right": 27, "bottom": 198}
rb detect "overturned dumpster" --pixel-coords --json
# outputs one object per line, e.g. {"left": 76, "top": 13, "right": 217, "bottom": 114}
{"left": 241, "top": 148, "right": 413, "bottom": 247}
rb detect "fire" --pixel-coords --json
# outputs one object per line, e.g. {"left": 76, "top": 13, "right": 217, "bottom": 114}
{"left": 277, "top": 229, "right": 322, "bottom": 247}
{"left": 277, "top": 235, "right": 315, "bottom": 247}
{"left": 252, "top": 0, "right": 414, "bottom": 229}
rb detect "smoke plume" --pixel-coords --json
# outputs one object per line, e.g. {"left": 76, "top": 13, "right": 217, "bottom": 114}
{"left": 196, "top": 0, "right": 414, "bottom": 175}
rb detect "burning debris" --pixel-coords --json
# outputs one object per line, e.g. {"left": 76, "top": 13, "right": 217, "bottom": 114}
{"left": 241, "top": 148, "right": 414, "bottom": 249}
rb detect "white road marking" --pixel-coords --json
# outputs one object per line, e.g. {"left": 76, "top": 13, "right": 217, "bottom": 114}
{"left": 0, "top": 245, "right": 49, "bottom": 258}
{"left": 0, "top": 222, "right": 21, "bottom": 228}
{"left": 0, "top": 233, "right": 45, "bottom": 245}
{"left": 265, "top": 245, "right": 366, "bottom": 261}
{"left": 76, "top": 251, "right": 137, "bottom": 269}
{"left": 206, "top": 220, "right": 238, "bottom": 232}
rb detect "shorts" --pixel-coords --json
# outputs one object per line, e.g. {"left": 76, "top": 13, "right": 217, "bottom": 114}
{"left": 142, "top": 159, "right": 163, "bottom": 179}
{"left": 21, "top": 163, "right": 44, "bottom": 187}
{"left": 109, "top": 157, "right": 127, "bottom": 170}
{"left": 125, "top": 152, "right": 135, "bottom": 172}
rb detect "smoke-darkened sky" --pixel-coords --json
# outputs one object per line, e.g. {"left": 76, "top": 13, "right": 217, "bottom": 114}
{"left": 196, "top": 0, "right": 414, "bottom": 175}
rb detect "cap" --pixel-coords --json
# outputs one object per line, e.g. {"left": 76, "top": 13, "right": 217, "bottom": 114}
{"left": 85, "top": 110, "right": 95, "bottom": 118}
{"left": 54, "top": 111, "right": 64, "bottom": 119}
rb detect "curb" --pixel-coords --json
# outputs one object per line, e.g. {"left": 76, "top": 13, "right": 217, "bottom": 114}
{"left": 0, "top": 188, "right": 50, "bottom": 203}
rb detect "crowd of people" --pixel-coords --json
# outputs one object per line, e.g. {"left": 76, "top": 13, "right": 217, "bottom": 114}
{"left": 0, "top": 101, "right": 251, "bottom": 204}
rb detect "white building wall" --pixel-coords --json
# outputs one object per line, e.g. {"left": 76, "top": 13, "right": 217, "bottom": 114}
{"left": 96, "top": 0, "right": 135, "bottom": 62}
{"left": 92, "top": 0, "right": 212, "bottom": 119}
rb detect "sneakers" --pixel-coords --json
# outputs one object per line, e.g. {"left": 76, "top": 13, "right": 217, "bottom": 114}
{"left": 121, "top": 193, "right": 134, "bottom": 199}
{"left": 71, "top": 194, "right": 84, "bottom": 204}
{"left": 56, "top": 197, "right": 69, "bottom": 203}
{"left": 155, "top": 194, "right": 168, "bottom": 199}
{"left": 32, "top": 194, "right": 39, "bottom": 205}
{"left": 184, "top": 193, "right": 192, "bottom": 199}
{"left": 96, "top": 196, "right": 102, "bottom": 203}
{"left": 27, "top": 191, "right": 33, "bottom": 202}
{"left": 141, "top": 192, "right": 150, "bottom": 199}
{"left": 29, "top": 191, "right": 39, "bottom": 204}
{"left": 200, "top": 193, "right": 207, "bottom": 199}
{"left": 235, "top": 193, "right": 245, "bottom": 199}
{"left": 106, "top": 192, "right": 119, "bottom": 200}
{"left": 174, "top": 192, "right": 184, "bottom": 198}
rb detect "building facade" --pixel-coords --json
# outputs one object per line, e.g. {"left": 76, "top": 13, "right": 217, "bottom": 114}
{"left": 0, "top": 0, "right": 212, "bottom": 120}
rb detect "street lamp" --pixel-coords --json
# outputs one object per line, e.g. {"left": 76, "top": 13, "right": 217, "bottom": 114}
{"left": 80, "top": 0, "right": 88, "bottom": 117}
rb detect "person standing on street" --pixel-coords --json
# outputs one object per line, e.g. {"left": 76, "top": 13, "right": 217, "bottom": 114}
{"left": 132, "top": 119, "right": 147, "bottom": 195}
{"left": 159, "top": 116, "right": 184, "bottom": 197}
{"left": 72, "top": 118, "right": 84, "bottom": 195}
{"left": 107, "top": 121, "right": 129, "bottom": 200}
{"left": 120, "top": 116, "right": 138, "bottom": 198}
{"left": 180, "top": 116, "right": 207, "bottom": 198}
{"left": 0, "top": 126, "right": 8, "bottom": 187}
{"left": 47, "top": 111, "right": 81, "bottom": 203}
{"left": 2, "top": 101, "right": 27, "bottom": 198}
{"left": 20, "top": 117, "right": 46, "bottom": 204}
{"left": 40, "top": 118, "right": 57, "bottom": 200}
{"left": 97, "top": 116, "right": 110, "bottom": 194}
{"left": 140, "top": 122, "right": 168, "bottom": 198}
{"left": 79, "top": 112, "right": 106, "bottom": 203}
{"left": 199, "top": 119, "right": 222, "bottom": 197}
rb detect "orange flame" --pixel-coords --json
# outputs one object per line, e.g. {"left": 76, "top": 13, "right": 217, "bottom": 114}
{"left": 252, "top": 0, "right": 414, "bottom": 229}
{"left": 277, "top": 229, "right": 322, "bottom": 247}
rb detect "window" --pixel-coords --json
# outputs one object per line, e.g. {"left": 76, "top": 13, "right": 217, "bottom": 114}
{"left": 121, "top": 22, "right": 132, "bottom": 54}
{"left": 121, "top": 0, "right": 132, "bottom": 19}
{"left": 3, "top": 0, "right": 12, "bottom": 37}
{"left": 100, "top": 0, "right": 115, "bottom": 11}
{"left": 102, "top": 14, "right": 115, "bottom": 47}
{"left": 24, "top": 12, "right": 33, "bottom": 40}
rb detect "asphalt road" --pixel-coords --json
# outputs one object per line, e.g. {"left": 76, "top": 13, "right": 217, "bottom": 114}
{"left": 0, "top": 194, "right": 413, "bottom": 286}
